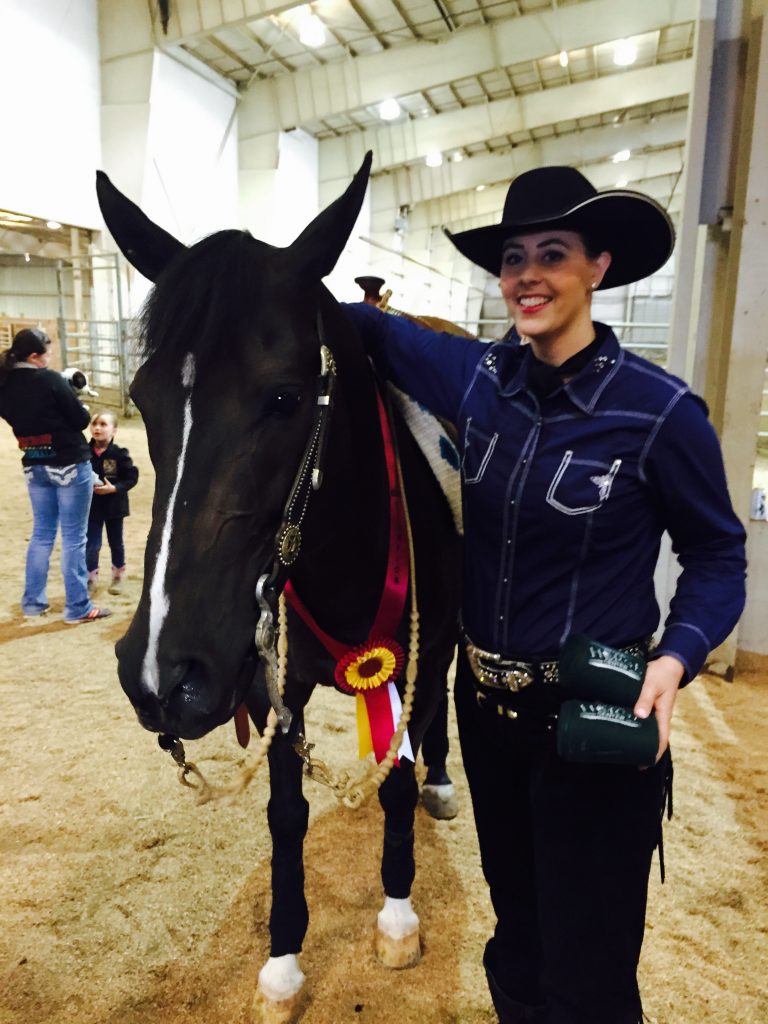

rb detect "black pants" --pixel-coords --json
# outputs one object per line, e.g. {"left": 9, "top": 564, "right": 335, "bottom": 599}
{"left": 86, "top": 514, "right": 125, "bottom": 572}
{"left": 455, "top": 647, "right": 669, "bottom": 1024}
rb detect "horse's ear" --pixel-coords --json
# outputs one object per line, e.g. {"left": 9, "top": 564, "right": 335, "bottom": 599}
{"left": 288, "top": 151, "right": 373, "bottom": 281}
{"left": 95, "top": 171, "right": 186, "bottom": 282}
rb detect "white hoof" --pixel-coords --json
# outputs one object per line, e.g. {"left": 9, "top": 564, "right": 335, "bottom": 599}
{"left": 252, "top": 955, "right": 306, "bottom": 1024}
{"left": 375, "top": 896, "right": 421, "bottom": 968}
{"left": 421, "top": 782, "right": 459, "bottom": 820}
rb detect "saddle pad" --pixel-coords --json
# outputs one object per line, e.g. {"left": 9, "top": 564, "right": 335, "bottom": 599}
{"left": 389, "top": 385, "right": 463, "bottom": 535}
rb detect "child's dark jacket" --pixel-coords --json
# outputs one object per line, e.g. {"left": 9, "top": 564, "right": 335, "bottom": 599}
{"left": 90, "top": 440, "right": 139, "bottom": 520}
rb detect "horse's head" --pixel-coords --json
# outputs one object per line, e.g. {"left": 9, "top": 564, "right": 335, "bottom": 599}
{"left": 99, "top": 155, "right": 372, "bottom": 739}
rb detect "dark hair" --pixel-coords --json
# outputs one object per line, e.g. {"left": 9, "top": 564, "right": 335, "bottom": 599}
{"left": 0, "top": 328, "right": 51, "bottom": 386}
{"left": 579, "top": 232, "right": 607, "bottom": 261}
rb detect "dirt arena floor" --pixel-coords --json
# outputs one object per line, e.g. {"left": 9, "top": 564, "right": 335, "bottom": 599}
{"left": 1, "top": 418, "right": 766, "bottom": 1024}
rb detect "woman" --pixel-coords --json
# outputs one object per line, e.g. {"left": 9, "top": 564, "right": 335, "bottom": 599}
{"left": 0, "top": 328, "right": 110, "bottom": 623}
{"left": 344, "top": 166, "right": 747, "bottom": 1023}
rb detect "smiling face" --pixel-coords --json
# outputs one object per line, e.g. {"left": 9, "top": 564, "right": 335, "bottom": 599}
{"left": 499, "top": 230, "right": 611, "bottom": 363}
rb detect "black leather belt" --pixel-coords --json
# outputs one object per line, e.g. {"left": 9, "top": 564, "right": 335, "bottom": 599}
{"left": 464, "top": 635, "right": 649, "bottom": 693}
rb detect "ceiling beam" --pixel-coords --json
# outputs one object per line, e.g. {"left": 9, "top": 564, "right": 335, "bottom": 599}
{"left": 158, "top": 0, "right": 312, "bottom": 47}
{"left": 380, "top": 108, "right": 689, "bottom": 208}
{"left": 396, "top": 150, "right": 686, "bottom": 236}
{"left": 237, "top": 0, "right": 697, "bottom": 134}
{"left": 317, "top": 58, "right": 693, "bottom": 193}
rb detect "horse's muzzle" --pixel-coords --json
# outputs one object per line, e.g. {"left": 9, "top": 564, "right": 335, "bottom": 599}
{"left": 115, "top": 636, "right": 255, "bottom": 739}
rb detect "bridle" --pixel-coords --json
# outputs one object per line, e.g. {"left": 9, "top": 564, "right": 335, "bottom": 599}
{"left": 254, "top": 312, "right": 337, "bottom": 732}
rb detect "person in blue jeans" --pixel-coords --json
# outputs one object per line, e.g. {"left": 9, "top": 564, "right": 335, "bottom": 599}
{"left": 0, "top": 328, "right": 111, "bottom": 623}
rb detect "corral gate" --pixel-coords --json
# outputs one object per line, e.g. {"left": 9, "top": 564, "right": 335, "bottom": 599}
{"left": 55, "top": 253, "right": 137, "bottom": 416}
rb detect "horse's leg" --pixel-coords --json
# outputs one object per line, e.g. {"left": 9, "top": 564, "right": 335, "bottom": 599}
{"left": 253, "top": 723, "right": 309, "bottom": 1024}
{"left": 420, "top": 682, "right": 459, "bottom": 820}
{"left": 375, "top": 759, "right": 422, "bottom": 968}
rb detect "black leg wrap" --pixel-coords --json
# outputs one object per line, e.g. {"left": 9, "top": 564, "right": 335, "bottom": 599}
{"left": 267, "top": 738, "right": 310, "bottom": 957}
{"left": 378, "top": 765, "right": 418, "bottom": 899}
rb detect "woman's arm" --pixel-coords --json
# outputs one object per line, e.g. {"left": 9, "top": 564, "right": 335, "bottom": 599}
{"left": 635, "top": 391, "right": 747, "bottom": 758}
{"left": 342, "top": 302, "right": 486, "bottom": 423}
{"left": 50, "top": 371, "right": 90, "bottom": 430}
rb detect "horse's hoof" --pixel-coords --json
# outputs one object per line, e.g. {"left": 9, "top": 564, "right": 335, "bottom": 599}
{"left": 252, "top": 986, "right": 306, "bottom": 1024}
{"left": 375, "top": 924, "right": 422, "bottom": 968}
{"left": 253, "top": 955, "right": 306, "bottom": 1024}
{"left": 421, "top": 782, "right": 459, "bottom": 820}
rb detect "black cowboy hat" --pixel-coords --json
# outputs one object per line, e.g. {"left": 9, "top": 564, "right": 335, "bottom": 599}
{"left": 445, "top": 166, "right": 674, "bottom": 289}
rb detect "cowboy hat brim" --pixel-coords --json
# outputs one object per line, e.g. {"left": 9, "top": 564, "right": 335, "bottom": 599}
{"left": 445, "top": 190, "right": 674, "bottom": 289}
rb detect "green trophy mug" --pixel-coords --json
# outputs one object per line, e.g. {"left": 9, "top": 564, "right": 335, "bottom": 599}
{"left": 559, "top": 634, "right": 646, "bottom": 706}
{"left": 556, "top": 699, "right": 659, "bottom": 766}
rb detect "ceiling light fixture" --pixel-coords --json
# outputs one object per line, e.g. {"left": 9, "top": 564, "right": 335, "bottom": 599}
{"left": 559, "top": 50, "right": 569, "bottom": 68}
{"left": 451, "top": 151, "right": 464, "bottom": 162}
{"left": 296, "top": 7, "right": 325, "bottom": 48}
{"left": 378, "top": 98, "right": 401, "bottom": 121}
{"left": 613, "top": 39, "right": 637, "bottom": 67}
{"left": 425, "top": 149, "right": 443, "bottom": 168}
{"left": 24, "top": 253, "right": 31, "bottom": 262}
{"left": 615, "top": 179, "right": 628, "bottom": 188}
{"left": 46, "top": 220, "right": 62, "bottom": 230}
{"left": 475, "top": 184, "right": 486, "bottom": 192}
{"left": 612, "top": 149, "right": 631, "bottom": 163}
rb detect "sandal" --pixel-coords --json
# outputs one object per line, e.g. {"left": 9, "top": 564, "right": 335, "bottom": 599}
{"left": 67, "top": 607, "right": 112, "bottom": 623}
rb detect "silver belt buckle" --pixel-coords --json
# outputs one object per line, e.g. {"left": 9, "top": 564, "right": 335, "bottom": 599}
{"left": 466, "top": 643, "right": 535, "bottom": 692}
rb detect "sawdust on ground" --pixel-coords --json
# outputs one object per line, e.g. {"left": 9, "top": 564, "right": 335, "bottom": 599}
{"left": 1, "top": 420, "right": 766, "bottom": 1024}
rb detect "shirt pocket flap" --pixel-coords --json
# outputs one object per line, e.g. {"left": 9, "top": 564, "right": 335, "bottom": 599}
{"left": 461, "top": 418, "right": 499, "bottom": 485}
{"left": 546, "top": 450, "right": 622, "bottom": 515}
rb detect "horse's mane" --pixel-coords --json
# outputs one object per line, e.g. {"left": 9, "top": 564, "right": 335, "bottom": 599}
{"left": 138, "top": 230, "right": 280, "bottom": 365}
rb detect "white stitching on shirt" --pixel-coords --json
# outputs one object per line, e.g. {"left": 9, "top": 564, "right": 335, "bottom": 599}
{"left": 545, "top": 451, "right": 622, "bottom": 515}
{"left": 637, "top": 386, "right": 688, "bottom": 483}
{"left": 669, "top": 622, "right": 711, "bottom": 647}
{"left": 462, "top": 417, "right": 499, "bottom": 484}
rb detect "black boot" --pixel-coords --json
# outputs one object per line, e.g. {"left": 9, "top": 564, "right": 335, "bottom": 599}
{"left": 484, "top": 941, "right": 547, "bottom": 1023}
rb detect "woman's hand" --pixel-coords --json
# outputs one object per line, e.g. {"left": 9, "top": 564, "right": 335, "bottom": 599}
{"left": 94, "top": 480, "right": 117, "bottom": 495}
{"left": 633, "top": 655, "right": 685, "bottom": 763}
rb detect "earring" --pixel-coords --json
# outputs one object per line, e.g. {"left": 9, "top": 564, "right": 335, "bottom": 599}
{"left": 590, "top": 282, "right": 597, "bottom": 290}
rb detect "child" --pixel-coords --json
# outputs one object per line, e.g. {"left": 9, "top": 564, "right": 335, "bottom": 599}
{"left": 87, "top": 411, "right": 139, "bottom": 595}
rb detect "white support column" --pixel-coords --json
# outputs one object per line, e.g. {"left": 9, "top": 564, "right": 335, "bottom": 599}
{"left": 666, "top": 1, "right": 718, "bottom": 384}
{"left": 713, "top": 9, "right": 768, "bottom": 668}
{"left": 654, "top": 0, "right": 762, "bottom": 676}
{"left": 99, "top": 0, "right": 157, "bottom": 205}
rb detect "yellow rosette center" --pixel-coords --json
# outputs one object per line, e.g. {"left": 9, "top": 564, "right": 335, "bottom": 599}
{"left": 343, "top": 645, "right": 399, "bottom": 691}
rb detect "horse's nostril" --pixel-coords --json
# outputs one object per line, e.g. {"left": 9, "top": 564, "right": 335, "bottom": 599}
{"left": 168, "top": 661, "right": 190, "bottom": 687}
{"left": 164, "top": 659, "right": 219, "bottom": 717}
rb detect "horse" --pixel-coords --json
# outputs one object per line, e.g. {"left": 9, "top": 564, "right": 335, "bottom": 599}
{"left": 97, "top": 153, "right": 461, "bottom": 1022}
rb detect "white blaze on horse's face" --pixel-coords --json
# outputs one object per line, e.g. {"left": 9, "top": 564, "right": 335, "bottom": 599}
{"left": 141, "top": 353, "right": 197, "bottom": 696}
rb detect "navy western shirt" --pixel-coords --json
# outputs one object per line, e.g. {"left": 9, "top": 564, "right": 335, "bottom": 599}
{"left": 345, "top": 303, "right": 747, "bottom": 682}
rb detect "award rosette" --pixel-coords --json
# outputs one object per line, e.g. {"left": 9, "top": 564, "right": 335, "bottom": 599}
{"left": 334, "top": 638, "right": 410, "bottom": 762}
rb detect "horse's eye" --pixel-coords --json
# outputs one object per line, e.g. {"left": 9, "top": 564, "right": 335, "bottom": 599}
{"left": 265, "top": 389, "right": 303, "bottom": 418}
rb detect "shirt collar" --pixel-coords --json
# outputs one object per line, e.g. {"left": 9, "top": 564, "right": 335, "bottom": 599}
{"left": 498, "top": 323, "right": 623, "bottom": 414}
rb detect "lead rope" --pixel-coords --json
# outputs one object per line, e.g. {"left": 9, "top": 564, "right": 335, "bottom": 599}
{"left": 168, "top": 442, "right": 420, "bottom": 809}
